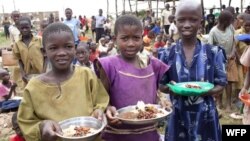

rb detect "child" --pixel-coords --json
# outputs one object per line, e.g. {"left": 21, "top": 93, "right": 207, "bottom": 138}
{"left": 235, "top": 14, "right": 250, "bottom": 104}
{"left": 10, "top": 112, "right": 25, "bottom": 141}
{"left": 13, "top": 17, "right": 44, "bottom": 84}
{"left": 208, "top": 10, "right": 235, "bottom": 111}
{"left": 79, "top": 31, "right": 89, "bottom": 42}
{"left": 154, "top": 35, "right": 165, "bottom": 48}
{"left": 238, "top": 34, "right": 250, "bottom": 125}
{"left": 98, "top": 37, "right": 108, "bottom": 53}
{"left": 151, "top": 20, "right": 161, "bottom": 35}
{"left": 97, "top": 15, "right": 169, "bottom": 141}
{"left": 168, "top": 15, "right": 178, "bottom": 42}
{"left": 37, "top": 20, "right": 49, "bottom": 37}
{"left": 160, "top": 0, "right": 227, "bottom": 140}
{"left": 143, "top": 30, "right": 155, "bottom": 53}
{"left": 75, "top": 42, "right": 94, "bottom": 71}
{"left": 89, "top": 42, "right": 100, "bottom": 62}
{"left": 107, "top": 41, "right": 117, "bottom": 56}
{"left": 17, "top": 23, "right": 109, "bottom": 141}
{"left": 0, "top": 69, "right": 19, "bottom": 113}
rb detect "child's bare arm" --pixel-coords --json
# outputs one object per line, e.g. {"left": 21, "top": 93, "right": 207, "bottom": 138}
{"left": 3, "top": 83, "right": 17, "bottom": 100}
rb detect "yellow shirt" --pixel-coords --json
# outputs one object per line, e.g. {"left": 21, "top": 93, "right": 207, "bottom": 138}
{"left": 13, "top": 36, "right": 44, "bottom": 74}
{"left": 17, "top": 67, "right": 109, "bottom": 141}
{"left": 235, "top": 27, "right": 248, "bottom": 55}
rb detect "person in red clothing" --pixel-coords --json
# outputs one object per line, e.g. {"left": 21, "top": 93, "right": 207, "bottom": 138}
{"left": 89, "top": 42, "right": 100, "bottom": 62}
{"left": 154, "top": 35, "right": 165, "bottom": 48}
{"left": 9, "top": 112, "right": 25, "bottom": 141}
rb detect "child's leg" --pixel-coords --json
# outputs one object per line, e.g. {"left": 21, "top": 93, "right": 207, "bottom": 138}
{"left": 226, "top": 82, "right": 232, "bottom": 112}
{"left": 242, "top": 105, "right": 250, "bottom": 124}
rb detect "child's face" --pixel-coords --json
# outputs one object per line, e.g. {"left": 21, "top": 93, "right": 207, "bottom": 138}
{"left": 0, "top": 72, "right": 10, "bottom": 81}
{"left": 76, "top": 47, "right": 89, "bottom": 63}
{"left": 176, "top": 7, "right": 201, "bottom": 39}
{"left": 18, "top": 20, "right": 32, "bottom": 37}
{"left": 45, "top": 31, "right": 75, "bottom": 71}
{"left": 116, "top": 25, "right": 143, "bottom": 60}
{"left": 244, "top": 21, "right": 250, "bottom": 33}
{"left": 11, "top": 12, "right": 20, "bottom": 24}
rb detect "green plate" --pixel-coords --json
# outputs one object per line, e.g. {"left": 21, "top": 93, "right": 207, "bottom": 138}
{"left": 167, "top": 82, "right": 214, "bottom": 96}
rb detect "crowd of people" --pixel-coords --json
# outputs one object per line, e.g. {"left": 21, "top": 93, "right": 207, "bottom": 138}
{"left": 0, "top": 0, "right": 250, "bottom": 141}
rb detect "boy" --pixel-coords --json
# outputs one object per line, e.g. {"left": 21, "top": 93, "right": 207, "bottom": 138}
{"left": 13, "top": 17, "right": 44, "bottom": 84}
{"left": 75, "top": 42, "right": 94, "bottom": 71}
{"left": 10, "top": 112, "right": 25, "bottom": 141}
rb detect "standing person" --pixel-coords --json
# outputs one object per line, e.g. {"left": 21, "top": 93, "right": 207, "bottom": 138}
{"left": 161, "top": 4, "right": 171, "bottom": 34}
{"left": 63, "top": 8, "right": 80, "bottom": 47}
{"left": 238, "top": 34, "right": 250, "bottom": 125}
{"left": 160, "top": 0, "right": 227, "bottom": 140}
{"left": 95, "top": 9, "right": 106, "bottom": 43}
{"left": 13, "top": 17, "right": 44, "bottom": 84}
{"left": 17, "top": 23, "right": 109, "bottom": 141}
{"left": 9, "top": 11, "right": 21, "bottom": 47}
{"left": 91, "top": 16, "right": 96, "bottom": 40}
{"left": 8, "top": 11, "right": 22, "bottom": 93}
{"left": 2, "top": 17, "right": 11, "bottom": 39}
{"left": 98, "top": 15, "right": 170, "bottom": 141}
{"left": 245, "top": 6, "right": 250, "bottom": 14}
{"left": 208, "top": 10, "right": 235, "bottom": 111}
{"left": 206, "top": 9, "right": 215, "bottom": 34}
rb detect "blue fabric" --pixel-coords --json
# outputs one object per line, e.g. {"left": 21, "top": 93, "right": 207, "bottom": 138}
{"left": 160, "top": 39, "right": 227, "bottom": 141}
{"left": 63, "top": 18, "right": 80, "bottom": 43}
{"left": 0, "top": 100, "right": 20, "bottom": 110}
{"left": 151, "top": 26, "right": 161, "bottom": 35}
{"left": 236, "top": 34, "right": 250, "bottom": 42}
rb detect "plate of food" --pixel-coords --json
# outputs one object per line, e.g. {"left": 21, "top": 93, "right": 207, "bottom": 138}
{"left": 239, "top": 93, "right": 250, "bottom": 106}
{"left": 56, "top": 116, "right": 106, "bottom": 141}
{"left": 167, "top": 81, "right": 214, "bottom": 96}
{"left": 116, "top": 101, "right": 172, "bottom": 125}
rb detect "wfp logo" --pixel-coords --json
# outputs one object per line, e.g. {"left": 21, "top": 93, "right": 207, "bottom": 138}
{"left": 222, "top": 125, "right": 250, "bottom": 140}
{"left": 226, "top": 129, "right": 247, "bottom": 136}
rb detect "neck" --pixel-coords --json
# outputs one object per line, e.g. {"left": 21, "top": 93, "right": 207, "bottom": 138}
{"left": 182, "top": 37, "right": 197, "bottom": 48}
{"left": 22, "top": 34, "right": 32, "bottom": 40}
{"left": 120, "top": 54, "right": 137, "bottom": 63}
{"left": 51, "top": 66, "right": 74, "bottom": 81}
{"left": 217, "top": 24, "right": 226, "bottom": 31}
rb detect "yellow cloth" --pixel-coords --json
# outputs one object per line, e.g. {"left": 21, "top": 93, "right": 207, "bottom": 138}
{"left": 235, "top": 27, "right": 248, "bottom": 89}
{"left": 17, "top": 67, "right": 109, "bottom": 141}
{"left": 13, "top": 36, "right": 44, "bottom": 74}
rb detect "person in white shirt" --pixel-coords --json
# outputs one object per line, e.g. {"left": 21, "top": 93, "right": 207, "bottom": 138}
{"left": 168, "top": 15, "right": 178, "bottom": 41}
{"left": 9, "top": 11, "right": 20, "bottom": 47}
{"left": 95, "top": 9, "right": 106, "bottom": 43}
{"left": 161, "top": 4, "right": 171, "bottom": 34}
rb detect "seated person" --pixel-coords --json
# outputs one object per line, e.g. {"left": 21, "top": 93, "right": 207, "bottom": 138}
{"left": 0, "top": 69, "right": 20, "bottom": 113}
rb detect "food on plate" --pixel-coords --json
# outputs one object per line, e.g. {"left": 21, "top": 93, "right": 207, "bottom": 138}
{"left": 62, "top": 125, "right": 97, "bottom": 137}
{"left": 185, "top": 83, "right": 202, "bottom": 89}
{"left": 118, "top": 101, "right": 165, "bottom": 120}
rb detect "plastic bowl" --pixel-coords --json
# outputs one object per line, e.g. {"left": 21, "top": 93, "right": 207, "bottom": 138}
{"left": 239, "top": 94, "right": 250, "bottom": 106}
{"left": 56, "top": 116, "right": 106, "bottom": 141}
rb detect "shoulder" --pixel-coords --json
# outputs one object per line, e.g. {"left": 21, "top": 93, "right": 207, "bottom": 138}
{"left": 203, "top": 43, "right": 226, "bottom": 59}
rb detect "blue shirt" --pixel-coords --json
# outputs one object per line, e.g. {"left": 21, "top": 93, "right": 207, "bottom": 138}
{"left": 63, "top": 18, "right": 80, "bottom": 44}
{"left": 151, "top": 25, "right": 161, "bottom": 35}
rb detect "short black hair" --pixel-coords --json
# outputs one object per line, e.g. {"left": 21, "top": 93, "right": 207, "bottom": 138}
{"left": 218, "top": 10, "right": 233, "bottom": 24}
{"left": 17, "top": 16, "right": 31, "bottom": 26}
{"left": 65, "top": 8, "right": 72, "bottom": 12}
{"left": 114, "top": 15, "right": 142, "bottom": 35}
{"left": 42, "top": 22, "right": 74, "bottom": 47}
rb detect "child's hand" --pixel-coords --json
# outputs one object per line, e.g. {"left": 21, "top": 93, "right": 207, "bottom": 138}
{"left": 39, "top": 120, "right": 62, "bottom": 141}
{"left": 92, "top": 109, "right": 104, "bottom": 121}
{"left": 11, "top": 83, "right": 17, "bottom": 89}
{"left": 240, "top": 87, "right": 248, "bottom": 96}
{"left": 106, "top": 106, "right": 121, "bottom": 125}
